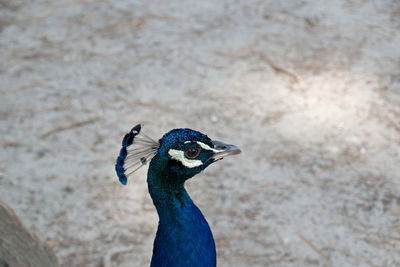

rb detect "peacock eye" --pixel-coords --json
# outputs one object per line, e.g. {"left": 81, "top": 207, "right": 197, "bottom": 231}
{"left": 184, "top": 144, "right": 202, "bottom": 159}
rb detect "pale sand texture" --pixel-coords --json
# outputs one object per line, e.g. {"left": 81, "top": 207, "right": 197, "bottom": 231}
{"left": 1, "top": 0, "right": 400, "bottom": 266}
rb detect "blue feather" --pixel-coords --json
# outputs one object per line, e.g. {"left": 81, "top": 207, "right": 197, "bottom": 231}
{"left": 115, "top": 124, "right": 158, "bottom": 185}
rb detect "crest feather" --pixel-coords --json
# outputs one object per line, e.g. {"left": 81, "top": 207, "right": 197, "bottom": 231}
{"left": 115, "top": 124, "right": 159, "bottom": 185}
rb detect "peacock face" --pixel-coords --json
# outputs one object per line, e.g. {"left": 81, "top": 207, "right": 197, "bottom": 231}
{"left": 116, "top": 124, "right": 240, "bottom": 185}
{"left": 155, "top": 128, "right": 241, "bottom": 183}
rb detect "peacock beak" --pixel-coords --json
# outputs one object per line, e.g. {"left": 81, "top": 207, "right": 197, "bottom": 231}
{"left": 211, "top": 140, "right": 241, "bottom": 160}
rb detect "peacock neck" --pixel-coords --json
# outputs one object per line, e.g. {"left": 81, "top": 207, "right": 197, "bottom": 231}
{"left": 147, "top": 159, "right": 217, "bottom": 267}
{"left": 147, "top": 162, "right": 194, "bottom": 220}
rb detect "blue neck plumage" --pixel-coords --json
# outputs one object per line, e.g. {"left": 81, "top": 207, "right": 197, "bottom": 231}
{"left": 147, "top": 156, "right": 217, "bottom": 267}
{"left": 148, "top": 175, "right": 192, "bottom": 220}
{"left": 147, "top": 156, "right": 191, "bottom": 215}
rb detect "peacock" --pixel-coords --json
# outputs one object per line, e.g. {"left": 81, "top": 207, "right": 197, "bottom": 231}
{"left": 115, "top": 124, "right": 241, "bottom": 267}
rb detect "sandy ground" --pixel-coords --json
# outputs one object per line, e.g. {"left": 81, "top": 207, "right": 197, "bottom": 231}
{"left": 1, "top": 0, "right": 400, "bottom": 266}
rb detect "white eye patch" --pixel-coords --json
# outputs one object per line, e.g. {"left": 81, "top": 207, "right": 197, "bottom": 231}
{"left": 184, "top": 141, "right": 221, "bottom": 153}
{"left": 168, "top": 149, "right": 203, "bottom": 168}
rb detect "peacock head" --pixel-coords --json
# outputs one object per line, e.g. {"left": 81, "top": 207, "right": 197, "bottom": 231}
{"left": 116, "top": 124, "right": 241, "bottom": 185}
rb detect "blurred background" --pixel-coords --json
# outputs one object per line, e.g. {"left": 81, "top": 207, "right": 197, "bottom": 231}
{"left": 1, "top": 0, "right": 400, "bottom": 266}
